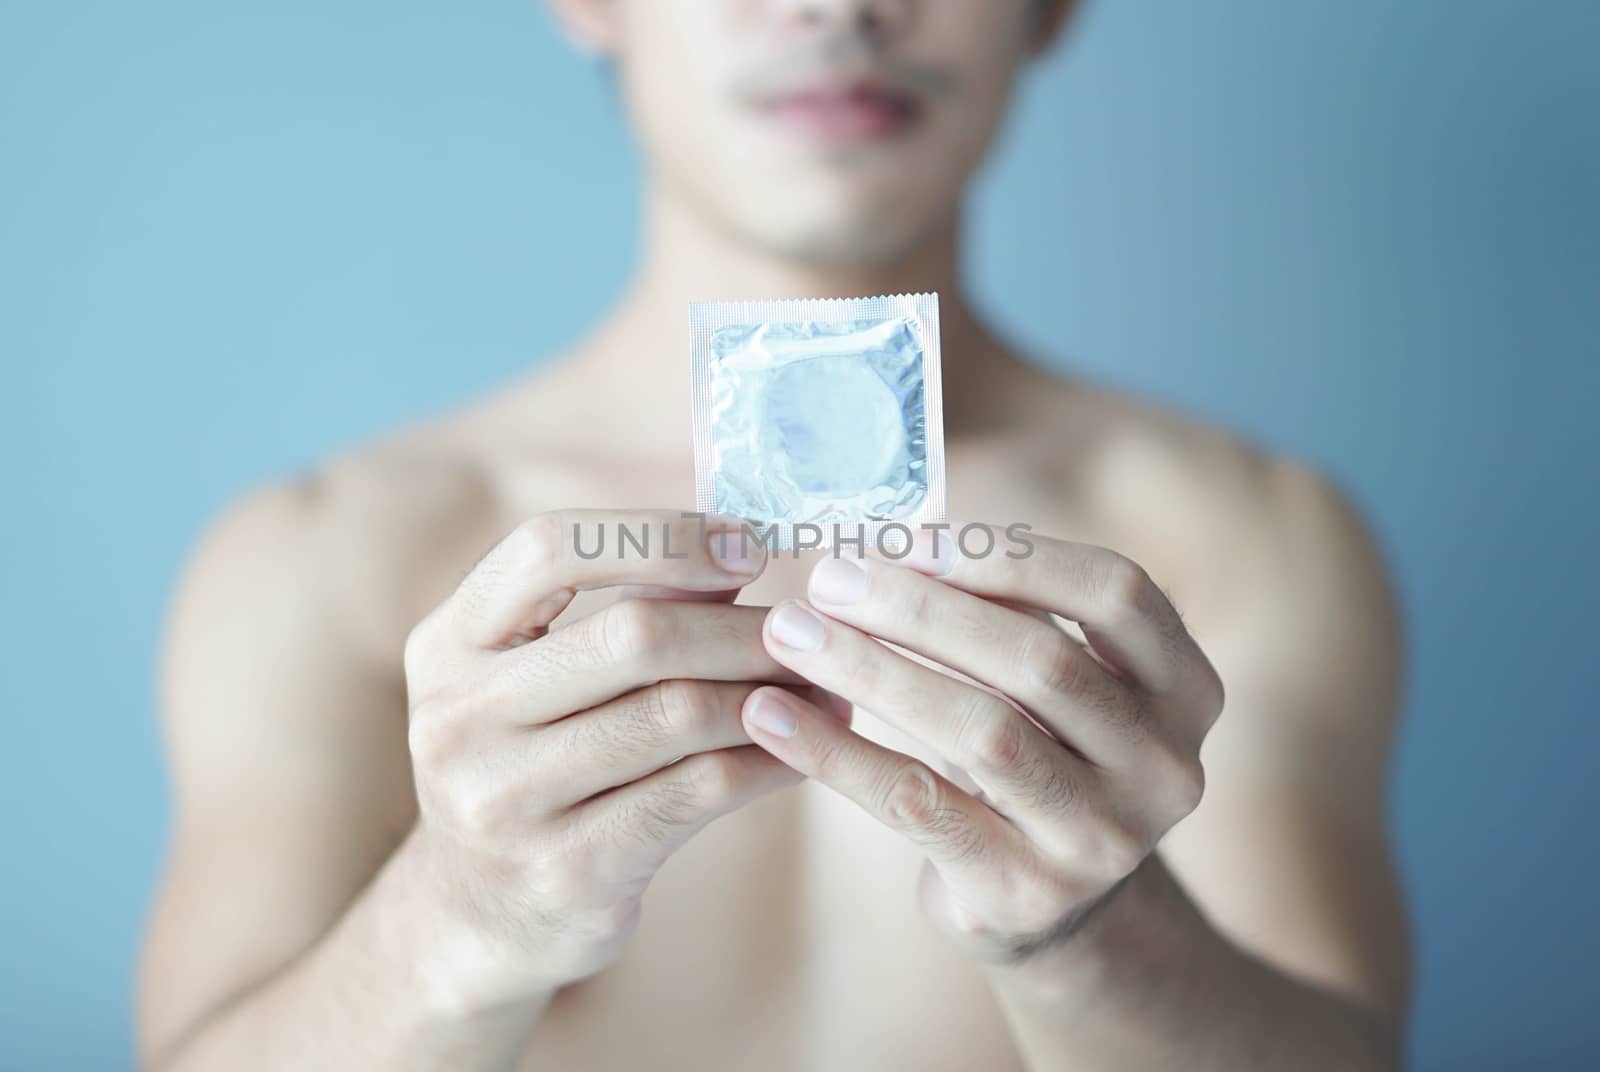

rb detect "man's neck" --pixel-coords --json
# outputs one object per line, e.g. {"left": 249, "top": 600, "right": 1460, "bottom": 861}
{"left": 539, "top": 188, "right": 1027, "bottom": 458}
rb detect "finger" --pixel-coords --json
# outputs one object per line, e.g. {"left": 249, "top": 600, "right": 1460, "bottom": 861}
{"left": 899, "top": 525, "right": 1217, "bottom": 699}
{"left": 806, "top": 555, "right": 1145, "bottom": 761}
{"left": 615, "top": 585, "right": 743, "bottom": 603}
{"left": 484, "top": 600, "right": 808, "bottom": 724}
{"left": 534, "top": 681, "right": 840, "bottom": 808}
{"left": 761, "top": 601, "right": 1091, "bottom": 823}
{"left": 434, "top": 511, "right": 766, "bottom": 652}
{"left": 740, "top": 686, "right": 1026, "bottom": 883}
{"left": 567, "top": 745, "right": 801, "bottom": 873}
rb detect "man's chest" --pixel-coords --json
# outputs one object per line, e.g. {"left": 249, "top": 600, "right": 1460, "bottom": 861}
{"left": 517, "top": 779, "right": 1027, "bottom": 1072}
{"left": 477, "top": 446, "right": 1181, "bottom": 1068}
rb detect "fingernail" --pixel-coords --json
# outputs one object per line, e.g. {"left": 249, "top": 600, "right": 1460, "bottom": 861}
{"left": 769, "top": 602, "right": 825, "bottom": 652}
{"left": 708, "top": 527, "right": 764, "bottom": 576}
{"left": 747, "top": 690, "right": 798, "bottom": 739}
{"left": 900, "top": 527, "right": 957, "bottom": 576}
{"left": 810, "top": 556, "right": 868, "bottom": 606}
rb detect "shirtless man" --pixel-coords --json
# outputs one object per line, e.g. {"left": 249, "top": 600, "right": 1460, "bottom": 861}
{"left": 137, "top": 2, "right": 1410, "bottom": 1068}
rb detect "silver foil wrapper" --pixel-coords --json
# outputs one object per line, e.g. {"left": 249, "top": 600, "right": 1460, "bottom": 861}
{"left": 690, "top": 293, "right": 946, "bottom": 549}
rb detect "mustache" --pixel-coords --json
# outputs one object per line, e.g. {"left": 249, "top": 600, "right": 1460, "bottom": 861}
{"left": 729, "top": 35, "right": 958, "bottom": 101}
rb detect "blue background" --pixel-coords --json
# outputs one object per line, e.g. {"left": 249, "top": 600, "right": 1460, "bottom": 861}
{"left": 3, "top": 1, "right": 1596, "bottom": 1068}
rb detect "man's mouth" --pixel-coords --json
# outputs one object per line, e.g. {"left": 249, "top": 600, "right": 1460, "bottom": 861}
{"left": 756, "top": 79, "right": 923, "bottom": 144}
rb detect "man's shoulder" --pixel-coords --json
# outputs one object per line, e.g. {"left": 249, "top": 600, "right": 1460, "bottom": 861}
{"left": 174, "top": 425, "right": 511, "bottom": 669}
{"left": 1026, "top": 370, "right": 1402, "bottom": 735}
{"left": 1030, "top": 373, "right": 1391, "bottom": 626}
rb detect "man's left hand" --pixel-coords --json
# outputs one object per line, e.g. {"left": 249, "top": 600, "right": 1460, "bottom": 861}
{"left": 741, "top": 524, "right": 1226, "bottom": 963}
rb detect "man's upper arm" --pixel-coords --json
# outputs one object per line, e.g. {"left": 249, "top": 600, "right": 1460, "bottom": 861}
{"left": 137, "top": 479, "right": 418, "bottom": 1062}
{"left": 1161, "top": 459, "right": 1411, "bottom": 1020}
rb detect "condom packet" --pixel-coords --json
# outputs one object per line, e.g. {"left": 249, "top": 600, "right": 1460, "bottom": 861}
{"left": 689, "top": 292, "right": 946, "bottom": 551}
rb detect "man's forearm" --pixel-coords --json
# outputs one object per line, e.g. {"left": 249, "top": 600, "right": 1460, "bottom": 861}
{"left": 149, "top": 833, "right": 551, "bottom": 1072}
{"left": 986, "top": 855, "right": 1401, "bottom": 1072}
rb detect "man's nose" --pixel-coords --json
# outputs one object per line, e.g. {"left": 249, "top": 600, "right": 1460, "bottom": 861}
{"left": 773, "top": 0, "right": 915, "bottom": 44}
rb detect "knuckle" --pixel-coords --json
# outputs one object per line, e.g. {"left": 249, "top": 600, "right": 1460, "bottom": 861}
{"left": 403, "top": 613, "right": 441, "bottom": 680}
{"left": 957, "top": 704, "right": 1028, "bottom": 775}
{"left": 618, "top": 767, "right": 719, "bottom": 843}
{"left": 1022, "top": 755, "right": 1082, "bottom": 816}
{"left": 600, "top": 598, "right": 661, "bottom": 666}
{"left": 880, "top": 765, "right": 988, "bottom": 865}
{"left": 406, "top": 692, "right": 473, "bottom": 770}
{"left": 806, "top": 729, "right": 851, "bottom": 783}
{"left": 1104, "top": 691, "right": 1149, "bottom": 741}
{"left": 529, "top": 843, "right": 596, "bottom": 908}
{"left": 1201, "top": 662, "right": 1227, "bottom": 724}
{"left": 1083, "top": 820, "right": 1146, "bottom": 884}
{"left": 683, "top": 749, "right": 745, "bottom": 805}
{"left": 558, "top": 612, "right": 614, "bottom": 676}
{"left": 1176, "top": 759, "right": 1206, "bottom": 816}
{"left": 650, "top": 679, "right": 716, "bottom": 739}
{"left": 940, "top": 897, "right": 993, "bottom": 943}
{"left": 1156, "top": 745, "right": 1207, "bottom": 819}
{"left": 1019, "top": 626, "right": 1144, "bottom": 738}
{"left": 507, "top": 512, "right": 567, "bottom": 577}
{"left": 557, "top": 705, "right": 621, "bottom": 768}
{"left": 598, "top": 689, "right": 675, "bottom": 758}
{"left": 850, "top": 652, "right": 900, "bottom": 707}
{"left": 452, "top": 781, "right": 517, "bottom": 842}
{"left": 882, "top": 763, "right": 942, "bottom": 830}
{"left": 574, "top": 898, "right": 642, "bottom": 944}
{"left": 1097, "top": 552, "right": 1155, "bottom": 624}
{"left": 452, "top": 675, "right": 503, "bottom": 723}
{"left": 1016, "top": 627, "right": 1088, "bottom": 698}
{"left": 895, "top": 573, "right": 933, "bottom": 621}
{"left": 935, "top": 812, "right": 989, "bottom": 866}
{"left": 406, "top": 707, "right": 451, "bottom": 769}
{"left": 1008, "top": 869, "right": 1074, "bottom": 935}
{"left": 639, "top": 782, "right": 702, "bottom": 838}
{"left": 923, "top": 874, "right": 1002, "bottom": 947}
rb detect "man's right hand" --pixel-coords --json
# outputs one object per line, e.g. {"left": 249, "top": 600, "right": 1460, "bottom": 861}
{"left": 397, "top": 510, "right": 819, "bottom": 1009}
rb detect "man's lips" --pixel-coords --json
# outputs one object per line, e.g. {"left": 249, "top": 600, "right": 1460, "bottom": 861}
{"left": 756, "top": 82, "right": 922, "bottom": 143}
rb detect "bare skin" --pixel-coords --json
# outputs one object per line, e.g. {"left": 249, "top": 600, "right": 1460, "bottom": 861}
{"left": 139, "top": 3, "right": 1409, "bottom": 1069}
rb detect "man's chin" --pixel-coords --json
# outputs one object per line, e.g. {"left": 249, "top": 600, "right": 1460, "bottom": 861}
{"left": 746, "top": 214, "right": 945, "bottom": 274}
